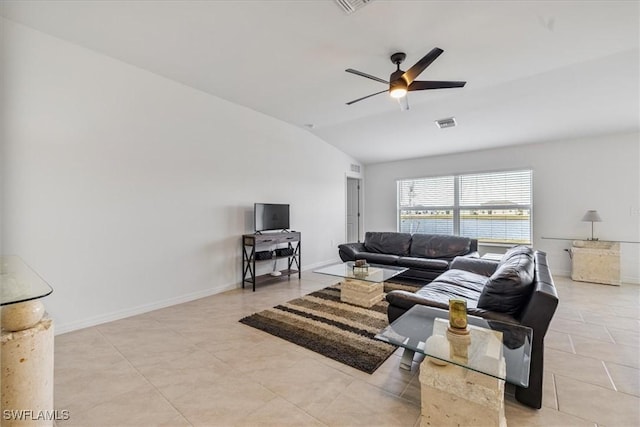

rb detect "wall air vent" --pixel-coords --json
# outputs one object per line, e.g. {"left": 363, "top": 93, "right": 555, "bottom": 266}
{"left": 435, "top": 117, "right": 457, "bottom": 129}
{"left": 350, "top": 164, "right": 361, "bottom": 173}
{"left": 334, "top": 0, "right": 373, "bottom": 14}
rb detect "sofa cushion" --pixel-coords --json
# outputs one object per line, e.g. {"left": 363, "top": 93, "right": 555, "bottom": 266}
{"left": 364, "top": 232, "right": 412, "bottom": 256}
{"left": 410, "top": 234, "right": 471, "bottom": 259}
{"left": 396, "top": 256, "right": 449, "bottom": 271}
{"left": 399, "top": 271, "right": 486, "bottom": 314}
{"left": 477, "top": 246, "right": 535, "bottom": 317}
{"left": 356, "top": 252, "right": 401, "bottom": 265}
{"left": 386, "top": 270, "right": 485, "bottom": 310}
{"left": 416, "top": 270, "right": 488, "bottom": 305}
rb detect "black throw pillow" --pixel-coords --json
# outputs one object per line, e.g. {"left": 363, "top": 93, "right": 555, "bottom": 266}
{"left": 477, "top": 246, "right": 535, "bottom": 317}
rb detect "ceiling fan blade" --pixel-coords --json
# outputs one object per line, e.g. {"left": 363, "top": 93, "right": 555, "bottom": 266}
{"left": 345, "top": 69, "right": 389, "bottom": 85}
{"left": 401, "top": 47, "right": 444, "bottom": 85}
{"left": 346, "top": 89, "right": 388, "bottom": 105}
{"left": 397, "top": 95, "right": 409, "bottom": 111}
{"left": 408, "top": 80, "right": 466, "bottom": 91}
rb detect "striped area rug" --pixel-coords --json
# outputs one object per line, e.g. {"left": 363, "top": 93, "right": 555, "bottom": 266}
{"left": 239, "top": 281, "right": 420, "bottom": 374}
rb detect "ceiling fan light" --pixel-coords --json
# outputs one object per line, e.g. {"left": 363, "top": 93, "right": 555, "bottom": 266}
{"left": 389, "top": 78, "right": 407, "bottom": 99}
{"left": 389, "top": 87, "right": 407, "bottom": 98}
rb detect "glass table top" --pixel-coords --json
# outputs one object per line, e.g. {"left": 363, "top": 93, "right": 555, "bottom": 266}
{"left": 375, "top": 304, "right": 533, "bottom": 387}
{"left": 0, "top": 255, "right": 53, "bottom": 306}
{"left": 314, "top": 261, "right": 408, "bottom": 283}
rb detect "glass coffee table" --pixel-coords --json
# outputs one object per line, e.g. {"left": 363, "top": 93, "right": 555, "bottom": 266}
{"left": 375, "top": 304, "right": 533, "bottom": 426}
{"left": 375, "top": 304, "right": 532, "bottom": 385}
{"left": 313, "top": 262, "right": 408, "bottom": 308}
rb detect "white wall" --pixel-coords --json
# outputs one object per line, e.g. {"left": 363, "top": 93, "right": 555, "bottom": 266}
{"left": 1, "top": 19, "right": 361, "bottom": 333}
{"left": 364, "top": 133, "right": 640, "bottom": 283}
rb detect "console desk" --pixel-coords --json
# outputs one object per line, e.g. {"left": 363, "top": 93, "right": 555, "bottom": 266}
{"left": 242, "top": 232, "right": 301, "bottom": 291}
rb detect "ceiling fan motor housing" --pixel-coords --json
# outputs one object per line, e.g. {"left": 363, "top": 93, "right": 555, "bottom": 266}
{"left": 389, "top": 69, "right": 407, "bottom": 92}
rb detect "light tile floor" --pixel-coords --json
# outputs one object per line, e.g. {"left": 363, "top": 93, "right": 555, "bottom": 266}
{"left": 53, "top": 273, "right": 639, "bottom": 426}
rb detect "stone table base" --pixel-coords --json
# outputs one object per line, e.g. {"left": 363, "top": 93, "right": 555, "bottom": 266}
{"left": 341, "top": 278, "right": 384, "bottom": 308}
{"left": 419, "top": 358, "right": 507, "bottom": 427}
{"left": 571, "top": 240, "right": 620, "bottom": 286}
{"left": 1, "top": 316, "right": 54, "bottom": 427}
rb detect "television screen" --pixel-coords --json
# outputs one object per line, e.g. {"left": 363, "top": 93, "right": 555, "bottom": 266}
{"left": 254, "top": 203, "right": 290, "bottom": 232}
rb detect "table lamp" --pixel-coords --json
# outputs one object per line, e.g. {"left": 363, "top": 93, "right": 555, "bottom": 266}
{"left": 581, "top": 210, "right": 602, "bottom": 241}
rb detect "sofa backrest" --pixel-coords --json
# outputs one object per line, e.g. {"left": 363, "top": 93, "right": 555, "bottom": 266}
{"left": 363, "top": 232, "right": 412, "bottom": 256}
{"left": 409, "top": 234, "right": 474, "bottom": 259}
{"left": 499, "top": 245, "right": 534, "bottom": 264}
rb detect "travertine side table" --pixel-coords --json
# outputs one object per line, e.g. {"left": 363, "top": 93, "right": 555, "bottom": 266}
{"left": 1, "top": 256, "right": 54, "bottom": 427}
{"left": 570, "top": 240, "right": 621, "bottom": 285}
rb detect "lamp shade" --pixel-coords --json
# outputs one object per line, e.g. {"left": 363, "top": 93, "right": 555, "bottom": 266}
{"left": 581, "top": 210, "right": 602, "bottom": 222}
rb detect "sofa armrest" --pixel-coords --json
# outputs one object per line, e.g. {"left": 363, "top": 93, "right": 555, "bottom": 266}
{"left": 386, "top": 290, "right": 448, "bottom": 311}
{"left": 449, "top": 256, "right": 499, "bottom": 277}
{"left": 514, "top": 251, "right": 559, "bottom": 409}
{"left": 461, "top": 251, "right": 480, "bottom": 258}
{"left": 338, "top": 242, "right": 366, "bottom": 262}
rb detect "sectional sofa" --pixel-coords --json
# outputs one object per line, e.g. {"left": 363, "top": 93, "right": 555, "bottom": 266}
{"left": 338, "top": 231, "right": 479, "bottom": 281}
{"left": 386, "top": 245, "right": 559, "bottom": 409}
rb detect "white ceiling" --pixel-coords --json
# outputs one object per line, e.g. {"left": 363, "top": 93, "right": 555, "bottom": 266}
{"left": 1, "top": 0, "right": 638, "bottom": 164}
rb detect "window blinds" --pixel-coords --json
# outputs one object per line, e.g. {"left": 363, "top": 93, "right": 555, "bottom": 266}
{"left": 397, "top": 170, "right": 532, "bottom": 244}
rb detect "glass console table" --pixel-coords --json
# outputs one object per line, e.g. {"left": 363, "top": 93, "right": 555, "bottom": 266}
{"left": 375, "top": 304, "right": 533, "bottom": 386}
{"left": 1, "top": 255, "right": 53, "bottom": 307}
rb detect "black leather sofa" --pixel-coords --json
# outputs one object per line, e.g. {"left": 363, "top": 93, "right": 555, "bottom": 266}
{"left": 386, "top": 246, "right": 559, "bottom": 409}
{"left": 338, "top": 232, "right": 479, "bottom": 281}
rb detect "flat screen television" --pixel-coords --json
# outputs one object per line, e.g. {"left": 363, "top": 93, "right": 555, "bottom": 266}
{"left": 254, "top": 203, "right": 290, "bottom": 232}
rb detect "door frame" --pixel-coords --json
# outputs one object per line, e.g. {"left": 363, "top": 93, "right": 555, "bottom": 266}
{"left": 346, "top": 176, "right": 363, "bottom": 243}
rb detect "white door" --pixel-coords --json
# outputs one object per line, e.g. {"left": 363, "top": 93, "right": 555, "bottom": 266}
{"left": 346, "top": 178, "right": 361, "bottom": 242}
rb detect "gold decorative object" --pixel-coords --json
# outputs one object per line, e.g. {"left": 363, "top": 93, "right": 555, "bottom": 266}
{"left": 448, "top": 299, "right": 469, "bottom": 334}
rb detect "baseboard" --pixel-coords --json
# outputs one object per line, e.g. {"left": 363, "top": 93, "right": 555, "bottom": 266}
{"left": 554, "top": 268, "right": 571, "bottom": 278}
{"left": 301, "top": 258, "right": 342, "bottom": 271}
{"left": 54, "top": 281, "right": 238, "bottom": 335}
{"left": 551, "top": 269, "right": 639, "bottom": 285}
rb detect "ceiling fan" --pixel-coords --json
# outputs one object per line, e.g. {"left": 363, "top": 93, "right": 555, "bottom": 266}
{"left": 345, "top": 47, "right": 466, "bottom": 111}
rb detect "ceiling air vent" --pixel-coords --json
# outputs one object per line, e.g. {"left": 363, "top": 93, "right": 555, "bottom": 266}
{"left": 435, "top": 117, "right": 457, "bottom": 129}
{"left": 334, "top": 0, "right": 373, "bottom": 14}
{"left": 350, "top": 164, "right": 361, "bottom": 173}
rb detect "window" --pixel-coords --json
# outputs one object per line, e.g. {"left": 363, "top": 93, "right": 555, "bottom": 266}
{"left": 398, "top": 170, "right": 532, "bottom": 244}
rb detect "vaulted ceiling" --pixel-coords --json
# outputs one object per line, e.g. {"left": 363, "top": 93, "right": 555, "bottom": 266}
{"left": 1, "top": 1, "right": 638, "bottom": 164}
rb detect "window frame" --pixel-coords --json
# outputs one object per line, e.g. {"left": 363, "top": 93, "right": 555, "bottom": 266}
{"left": 397, "top": 169, "right": 533, "bottom": 245}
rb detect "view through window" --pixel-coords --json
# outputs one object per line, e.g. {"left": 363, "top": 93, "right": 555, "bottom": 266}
{"left": 398, "top": 170, "right": 532, "bottom": 244}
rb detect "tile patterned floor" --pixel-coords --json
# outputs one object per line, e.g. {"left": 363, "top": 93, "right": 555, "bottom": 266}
{"left": 53, "top": 273, "right": 639, "bottom": 426}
